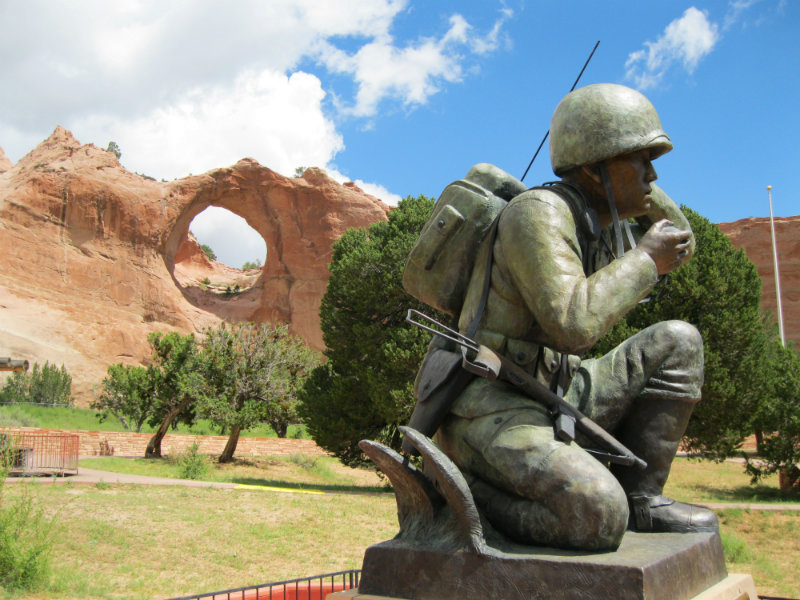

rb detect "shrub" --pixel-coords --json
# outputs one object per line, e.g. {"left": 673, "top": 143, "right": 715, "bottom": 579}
{"left": 241, "top": 259, "right": 262, "bottom": 270}
{"left": 200, "top": 244, "right": 216, "bottom": 261}
{"left": 288, "top": 453, "right": 318, "bottom": 470}
{"left": 0, "top": 405, "right": 36, "bottom": 427}
{"left": 176, "top": 443, "right": 210, "bottom": 480}
{"left": 106, "top": 141, "right": 121, "bottom": 159}
{"left": 0, "top": 446, "right": 56, "bottom": 591}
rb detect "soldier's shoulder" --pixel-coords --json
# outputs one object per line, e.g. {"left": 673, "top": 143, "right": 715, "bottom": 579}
{"left": 504, "top": 186, "right": 577, "bottom": 220}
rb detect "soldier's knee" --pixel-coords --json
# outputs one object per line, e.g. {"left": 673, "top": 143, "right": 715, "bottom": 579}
{"left": 657, "top": 320, "right": 702, "bottom": 354}
{"left": 538, "top": 447, "right": 628, "bottom": 549}
{"left": 654, "top": 320, "right": 704, "bottom": 378}
{"left": 563, "top": 470, "right": 629, "bottom": 550}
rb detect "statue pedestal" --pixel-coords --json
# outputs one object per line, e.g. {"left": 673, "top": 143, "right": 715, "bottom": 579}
{"left": 339, "top": 531, "right": 737, "bottom": 600}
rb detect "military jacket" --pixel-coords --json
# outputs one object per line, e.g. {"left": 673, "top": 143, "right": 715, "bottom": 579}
{"left": 454, "top": 183, "right": 688, "bottom": 416}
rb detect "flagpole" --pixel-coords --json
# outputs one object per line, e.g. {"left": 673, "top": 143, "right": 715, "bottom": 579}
{"left": 767, "top": 185, "right": 785, "bottom": 346}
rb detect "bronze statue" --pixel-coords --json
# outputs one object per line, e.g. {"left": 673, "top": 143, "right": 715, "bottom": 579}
{"left": 403, "top": 83, "right": 717, "bottom": 552}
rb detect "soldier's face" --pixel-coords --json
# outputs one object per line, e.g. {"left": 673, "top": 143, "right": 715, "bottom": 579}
{"left": 606, "top": 150, "right": 658, "bottom": 219}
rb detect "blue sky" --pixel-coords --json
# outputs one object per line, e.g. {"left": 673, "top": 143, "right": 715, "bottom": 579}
{"left": 1, "top": 1, "right": 796, "bottom": 267}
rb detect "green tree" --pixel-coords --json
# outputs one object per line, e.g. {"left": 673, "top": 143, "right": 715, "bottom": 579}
{"left": 200, "top": 244, "right": 216, "bottom": 261}
{"left": 592, "top": 206, "right": 768, "bottom": 460}
{"left": 745, "top": 334, "right": 800, "bottom": 491}
{"left": 0, "top": 362, "right": 72, "bottom": 406}
{"left": 143, "top": 332, "right": 202, "bottom": 458}
{"left": 241, "top": 258, "right": 262, "bottom": 270}
{"left": 91, "top": 364, "right": 155, "bottom": 432}
{"left": 298, "top": 195, "right": 444, "bottom": 466}
{"left": 198, "top": 322, "right": 318, "bottom": 462}
{"left": 106, "top": 141, "right": 121, "bottom": 159}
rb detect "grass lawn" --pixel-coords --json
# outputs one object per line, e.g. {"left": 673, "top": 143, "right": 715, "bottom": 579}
{"left": 0, "top": 404, "right": 306, "bottom": 438}
{"left": 2, "top": 454, "right": 798, "bottom": 599}
{"left": 664, "top": 456, "right": 791, "bottom": 503}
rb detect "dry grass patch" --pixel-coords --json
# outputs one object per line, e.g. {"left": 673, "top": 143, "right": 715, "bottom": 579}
{"left": 3, "top": 482, "right": 396, "bottom": 600}
{"left": 716, "top": 509, "right": 800, "bottom": 598}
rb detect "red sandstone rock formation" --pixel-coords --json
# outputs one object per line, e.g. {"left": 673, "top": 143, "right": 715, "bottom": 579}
{"left": 718, "top": 216, "right": 800, "bottom": 347}
{"left": 0, "top": 127, "right": 389, "bottom": 405}
{"left": 0, "top": 147, "right": 12, "bottom": 172}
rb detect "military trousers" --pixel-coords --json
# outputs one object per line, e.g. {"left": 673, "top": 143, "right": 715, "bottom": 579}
{"left": 436, "top": 320, "right": 704, "bottom": 551}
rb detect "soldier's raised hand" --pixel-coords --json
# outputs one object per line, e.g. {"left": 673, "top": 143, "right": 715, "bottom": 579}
{"left": 637, "top": 219, "right": 693, "bottom": 275}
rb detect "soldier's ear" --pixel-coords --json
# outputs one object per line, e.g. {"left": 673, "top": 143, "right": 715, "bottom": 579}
{"left": 581, "top": 164, "right": 602, "bottom": 184}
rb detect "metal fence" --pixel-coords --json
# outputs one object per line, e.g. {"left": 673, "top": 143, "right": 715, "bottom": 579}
{"left": 1, "top": 431, "right": 79, "bottom": 475}
{"left": 163, "top": 570, "right": 361, "bottom": 600}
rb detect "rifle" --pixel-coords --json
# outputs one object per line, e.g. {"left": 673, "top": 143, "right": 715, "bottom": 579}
{"left": 406, "top": 309, "right": 646, "bottom": 469}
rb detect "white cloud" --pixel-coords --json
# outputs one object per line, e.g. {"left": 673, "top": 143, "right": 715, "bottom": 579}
{"left": 473, "top": 8, "right": 514, "bottom": 55}
{"left": 354, "top": 180, "right": 403, "bottom": 206}
{"left": 325, "top": 167, "right": 403, "bottom": 206}
{"left": 73, "top": 69, "right": 343, "bottom": 180}
{"left": 0, "top": 0, "right": 408, "bottom": 160}
{"left": 316, "top": 9, "right": 513, "bottom": 117}
{"left": 625, "top": 7, "right": 719, "bottom": 90}
{"left": 723, "top": 0, "right": 761, "bottom": 30}
{"left": 0, "top": 0, "right": 511, "bottom": 247}
{"left": 0, "top": 1, "right": 510, "bottom": 175}
{"left": 190, "top": 207, "right": 267, "bottom": 268}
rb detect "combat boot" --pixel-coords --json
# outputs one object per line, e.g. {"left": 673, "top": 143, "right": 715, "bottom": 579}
{"left": 611, "top": 397, "right": 719, "bottom": 534}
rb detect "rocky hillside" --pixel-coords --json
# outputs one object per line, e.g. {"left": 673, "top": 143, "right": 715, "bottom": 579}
{"left": 718, "top": 215, "right": 799, "bottom": 347}
{"left": 0, "top": 128, "right": 388, "bottom": 405}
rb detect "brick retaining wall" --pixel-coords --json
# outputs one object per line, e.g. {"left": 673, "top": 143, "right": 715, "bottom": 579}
{"left": 0, "top": 427, "right": 328, "bottom": 458}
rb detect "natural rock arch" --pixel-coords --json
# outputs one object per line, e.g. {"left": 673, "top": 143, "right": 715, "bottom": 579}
{"left": 0, "top": 128, "right": 389, "bottom": 403}
{"left": 162, "top": 160, "right": 390, "bottom": 350}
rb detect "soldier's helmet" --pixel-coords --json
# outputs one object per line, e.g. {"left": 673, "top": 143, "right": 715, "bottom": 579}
{"left": 549, "top": 83, "right": 672, "bottom": 176}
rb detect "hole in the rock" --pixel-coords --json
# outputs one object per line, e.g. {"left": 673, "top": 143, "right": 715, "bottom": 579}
{"left": 173, "top": 207, "right": 267, "bottom": 301}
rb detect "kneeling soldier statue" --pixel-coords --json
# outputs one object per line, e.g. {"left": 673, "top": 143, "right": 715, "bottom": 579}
{"left": 404, "top": 83, "right": 718, "bottom": 552}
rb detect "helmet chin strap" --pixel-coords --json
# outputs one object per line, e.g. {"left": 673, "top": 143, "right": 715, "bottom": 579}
{"left": 599, "top": 162, "right": 636, "bottom": 258}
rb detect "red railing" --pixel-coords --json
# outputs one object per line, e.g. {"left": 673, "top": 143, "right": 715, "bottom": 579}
{"left": 163, "top": 570, "right": 361, "bottom": 600}
{"left": 1, "top": 431, "right": 79, "bottom": 475}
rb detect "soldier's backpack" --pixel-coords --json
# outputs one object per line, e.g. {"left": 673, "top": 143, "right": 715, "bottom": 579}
{"left": 400, "top": 164, "right": 597, "bottom": 454}
{"left": 402, "top": 163, "right": 527, "bottom": 316}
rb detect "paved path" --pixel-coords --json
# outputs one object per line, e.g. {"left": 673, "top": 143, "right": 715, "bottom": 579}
{"left": 696, "top": 501, "right": 800, "bottom": 511}
{"left": 5, "top": 467, "right": 237, "bottom": 489}
{"left": 5, "top": 466, "right": 327, "bottom": 494}
{"left": 5, "top": 467, "right": 800, "bottom": 509}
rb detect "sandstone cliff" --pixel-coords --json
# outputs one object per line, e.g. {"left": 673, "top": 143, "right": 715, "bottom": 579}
{"left": 718, "top": 216, "right": 800, "bottom": 347}
{"left": 0, "top": 128, "right": 389, "bottom": 405}
{"left": 0, "top": 147, "right": 12, "bottom": 172}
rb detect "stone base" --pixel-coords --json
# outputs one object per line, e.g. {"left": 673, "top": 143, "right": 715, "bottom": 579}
{"left": 352, "top": 531, "right": 729, "bottom": 600}
{"left": 328, "top": 573, "right": 757, "bottom": 600}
